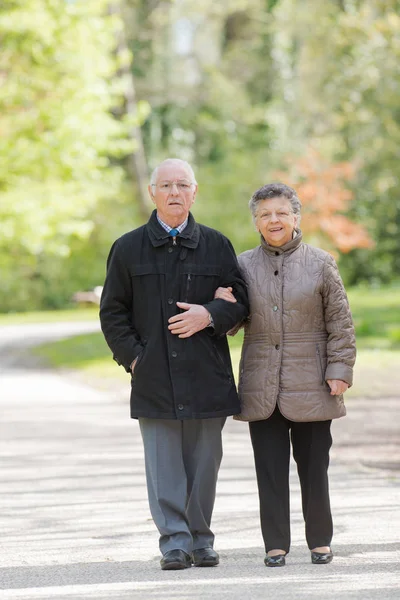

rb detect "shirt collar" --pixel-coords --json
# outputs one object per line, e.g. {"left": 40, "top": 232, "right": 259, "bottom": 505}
{"left": 156, "top": 214, "right": 188, "bottom": 234}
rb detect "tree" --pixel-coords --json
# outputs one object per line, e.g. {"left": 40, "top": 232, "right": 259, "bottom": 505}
{"left": 269, "top": 0, "right": 400, "bottom": 282}
{"left": 0, "top": 0, "right": 140, "bottom": 310}
{"left": 275, "top": 149, "right": 373, "bottom": 255}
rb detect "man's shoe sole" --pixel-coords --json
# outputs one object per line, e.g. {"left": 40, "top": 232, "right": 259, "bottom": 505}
{"left": 161, "top": 561, "right": 191, "bottom": 570}
{"left": 193, "top": 558, "right": 219, "bottom": 567}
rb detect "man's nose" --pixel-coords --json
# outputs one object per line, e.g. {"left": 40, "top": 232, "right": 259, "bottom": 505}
{"left": 170, "top": 182, "right": 180, "bottom": 195}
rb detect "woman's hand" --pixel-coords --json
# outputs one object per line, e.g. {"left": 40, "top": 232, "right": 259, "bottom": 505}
{"left": 214, "top": 286, "right": 237, "bottom": 303}
{"left": 327, "top": 379, "right": 349, "bottom": 396}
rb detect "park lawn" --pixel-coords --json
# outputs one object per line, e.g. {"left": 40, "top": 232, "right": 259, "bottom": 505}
{"left": 33, "top": 331, "right": 127, "bottom": 383}
{"left": 32, "top": 331, "right": 245, "bottom": 385}
{"left": 0, "top": 307, "right": 99, "bottom": 326}
{"left": 347, "top": 286, "right": 400, "bottom": 349}
{"left": 32, "top": 330, "right": 399, "bottom": 399}
{"left": 3, "top": 284, "right": 400, "bottom": 336}
{"left": 25, "top": 284, "right": 400, "bottom": 398}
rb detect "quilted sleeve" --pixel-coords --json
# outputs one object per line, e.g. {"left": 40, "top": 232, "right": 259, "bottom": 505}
{"left": 322, "top": 254, "right": 356, "bottom": 386}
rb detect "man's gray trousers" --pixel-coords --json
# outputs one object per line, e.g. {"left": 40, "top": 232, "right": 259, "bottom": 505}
{"left": 139, "top": 417, "right": 226, "bottom": 555}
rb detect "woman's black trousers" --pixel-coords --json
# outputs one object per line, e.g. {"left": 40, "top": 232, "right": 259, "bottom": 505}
{"left": 249, "top": 405, "right": 333, "bottom": 554}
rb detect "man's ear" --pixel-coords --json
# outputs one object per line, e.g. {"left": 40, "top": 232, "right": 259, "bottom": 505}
{"left": 148, "top": 184, "right": 155, "bottom": 203}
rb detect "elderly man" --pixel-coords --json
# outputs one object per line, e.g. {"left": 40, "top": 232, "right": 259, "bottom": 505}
{"left": 100, "top": 158, "right": 249, "bottom": 570}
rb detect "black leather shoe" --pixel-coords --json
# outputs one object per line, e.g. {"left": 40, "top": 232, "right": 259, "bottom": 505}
{"left": 160, "top": 549, "right": 192, "bottom": 570}
{"left": 311, "top": 550, "right": 333, "bottom": 564}
{"left": 264, "top": 553, "right": 286, "bottom": 567}
{"left": 192, "top": 547, "right": 219, "bottom": 567}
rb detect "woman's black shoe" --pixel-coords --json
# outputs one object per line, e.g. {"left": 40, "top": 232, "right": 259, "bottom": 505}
{"left": 311, "top": 550, "right": 333, "bottom": 564}
{"left": 264, "top": 553, "right": 286, "bottom": 567}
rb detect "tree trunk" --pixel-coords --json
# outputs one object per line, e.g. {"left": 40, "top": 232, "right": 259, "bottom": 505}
{"left": 109, "top": 1, "right": 152, "bottom": 219}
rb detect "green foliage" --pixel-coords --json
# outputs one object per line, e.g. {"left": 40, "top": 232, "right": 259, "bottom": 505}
{"left": 130, "top": 0, "right": 276, "bottom": 165}
{"left": 1, "top": 0, "right": 400, "bottom": 311}
{"left": 0, "top": 0, "right": 136, "bottom": 311}
{"left": 269, "top": 0, "right": 400, "bottom": 283}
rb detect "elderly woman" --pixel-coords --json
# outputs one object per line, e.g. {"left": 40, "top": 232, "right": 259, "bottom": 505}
{"left": 216, "top": 182, "right": 356, "bottom": 567}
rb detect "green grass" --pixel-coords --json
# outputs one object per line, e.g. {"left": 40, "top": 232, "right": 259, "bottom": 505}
{"left": 0, "top": 307, "right": 99, "bottom": 326}
{"left": 33, "top": 331, "right": 400, "bottom": 398}
{"left": 3, "top": 285, "right": 399, "bottom": 340}
{"left": 34, "top": 332, "right": 108, "bottom": 369}
{"left": 345, "top": 349, "right": 399, "bottom": 398}
{"left": 347, "top": 285, "right": 400, "bottom": 350}
{"left": 20, "top": 284, "right": 400, "bottom": 398}
{"left": 32, "top": 331, "right": 243, "bottom": 384}
{"left": 33, "top": 331, "right": 127, "bottom": 382}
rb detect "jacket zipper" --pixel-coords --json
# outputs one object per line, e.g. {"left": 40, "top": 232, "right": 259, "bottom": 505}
{"left": 185, "top": 273, "right": 191, "bottom": 302}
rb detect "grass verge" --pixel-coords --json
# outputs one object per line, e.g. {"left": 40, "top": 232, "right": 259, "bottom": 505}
{"left": 32, "top": 331, "right": 399, "bottom": 398}
{"left": 0, "top": 307, "right": 99, "bottom": 326}
{"left": 22, "top": 284, "right": 400, "bottom": 398}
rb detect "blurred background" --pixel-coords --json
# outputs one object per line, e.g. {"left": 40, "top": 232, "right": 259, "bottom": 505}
{"left": 0, "top": 0, "right": 399, "bottom": 393}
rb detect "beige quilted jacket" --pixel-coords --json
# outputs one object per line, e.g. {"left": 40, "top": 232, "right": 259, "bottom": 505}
{"left": 234, "top": 231, "right": 356, "bottom": 423}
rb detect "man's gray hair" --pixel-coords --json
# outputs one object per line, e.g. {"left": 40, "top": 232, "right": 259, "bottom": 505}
{"left": 150, "top": 158, "right": 197, "bottom": 186}
{"left": 249, "top": 182, "right": 302, "bottom": 222}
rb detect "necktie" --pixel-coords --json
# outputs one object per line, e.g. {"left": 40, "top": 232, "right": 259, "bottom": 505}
{"left": 169, "top": 228, "right": 179, "bottom": 237}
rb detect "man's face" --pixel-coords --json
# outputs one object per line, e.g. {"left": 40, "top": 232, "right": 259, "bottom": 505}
{"left": 148, "top": 162, "right": 197, "bottom": 227}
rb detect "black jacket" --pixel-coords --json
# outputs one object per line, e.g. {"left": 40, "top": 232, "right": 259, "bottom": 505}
{"left": 100, "top": 210, "right": 249, "bottom": 419}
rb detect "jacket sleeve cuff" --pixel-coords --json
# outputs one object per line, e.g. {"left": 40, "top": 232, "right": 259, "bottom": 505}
{"left": 325, "top": 363, "right": 353, "bottom": 387}
{"left": 203, "top": 300, "right": 248, "bottom": 337}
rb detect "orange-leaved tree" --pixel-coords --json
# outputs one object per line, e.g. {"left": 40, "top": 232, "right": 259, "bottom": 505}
{"left": 274, "top": 149, "right": 374, "bottom": 255}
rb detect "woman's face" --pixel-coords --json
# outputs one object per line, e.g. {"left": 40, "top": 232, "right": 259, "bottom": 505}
{"left": 255, "top": 196, "right": 298, "bottom": 247}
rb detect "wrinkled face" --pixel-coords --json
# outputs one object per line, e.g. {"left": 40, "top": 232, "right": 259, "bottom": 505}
{"left": 148, "top": 161, "right": 197, "bottom": 227}
{"left": 255, "top": 196, "right": 298, "bottom": 247}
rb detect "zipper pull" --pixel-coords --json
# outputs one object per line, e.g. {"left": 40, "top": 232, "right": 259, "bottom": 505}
{"left": 172, "top": 236, "right": 177, "bottom": 246}
{"left": 185, "top": 273, "right": 192, "bottom": 303}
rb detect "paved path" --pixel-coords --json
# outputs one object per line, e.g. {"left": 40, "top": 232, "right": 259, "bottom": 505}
{"left": 0, "top": 323, "right": 399, "bottom": 599}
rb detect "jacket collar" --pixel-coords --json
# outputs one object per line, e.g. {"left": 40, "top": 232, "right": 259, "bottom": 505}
{"left": 260, "top": 228, "right": 303, "bottom": 256}
{"left": 146, "top": 209, "right": 200, "bottom": 248}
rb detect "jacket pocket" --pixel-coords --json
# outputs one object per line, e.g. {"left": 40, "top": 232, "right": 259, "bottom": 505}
{"left": 181, "top": 264, "right": 222, "bottom": 304}
{"left": 131, "top": 342, "right": 147, "bottom": 379}
{"left": 181, "top": 264, "right": 222, "bottom": 277}
{"left": 129, "top": 264, "right": 163, "bottom": 276}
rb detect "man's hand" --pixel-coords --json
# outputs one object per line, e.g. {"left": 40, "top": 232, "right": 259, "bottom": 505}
{"left": 214, "top": 286, "right": 237, "bottom": 303}
{"left": 168, "top": 302, "right": 211, "bottom": 338}
{"left": 327, "top": 379, "right": 349, "bottom": 396}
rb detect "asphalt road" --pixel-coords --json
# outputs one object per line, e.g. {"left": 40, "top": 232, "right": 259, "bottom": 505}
{"left": 0, "top": 322, "right": 399, "bottom": 599}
